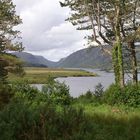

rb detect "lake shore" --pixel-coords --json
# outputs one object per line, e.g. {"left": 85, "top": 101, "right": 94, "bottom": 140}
{"left": 8, "top": 67, "right": 97, "bottom": 84}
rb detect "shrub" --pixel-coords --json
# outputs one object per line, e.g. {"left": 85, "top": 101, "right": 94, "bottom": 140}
{"left": 42, "top": 81, "right": 72, "bottom": 105}
{"left": 0, "top": 84, "right": 14, "bottom": 109}
{"left": 11, "top": 81, "right": 40, "bottom": 101}
{"left": 77, "top": 83, "right": 104, "bottom": 104}
{"left": 94, "top": 83, "right": 104, "bottom": 97}
{"left": 103, "top": 84, "right": 122, "bottom": 105}
{"left": 77, "top": 90, "right": 94, "bottom": 104}
{"left": 0, "top": 98, "right": 91, "bottom": 140}
{"left": 1, "top": 82, "right": 140, "bottom": 140}
{"left": 123, "top": 84, "right": 140, "bottom": 107}
{"left": 103, "top": 84, "right": 140, "bottom": 107}
{"left": 94, "top": 83, "right": 104, "bottom": 102}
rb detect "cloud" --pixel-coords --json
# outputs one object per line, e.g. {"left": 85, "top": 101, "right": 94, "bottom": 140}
{"left": 13, "top": 0, "right": 87, "bottom": 61}
{"left": 29, "top": 39, "right": 86, "bottom": 61}
{"left": 29, "top": 22, "right": 86, "bottom": 50}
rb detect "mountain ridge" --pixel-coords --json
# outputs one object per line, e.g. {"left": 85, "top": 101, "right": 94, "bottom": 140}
{"left": 13, "top": 52, "right": 56, "bottom": 67}
{"left": 57, "top": 47, "right": 112, "bottom": 69}
{"left": 13, "top": 47, "right": 112, "bottom": 69}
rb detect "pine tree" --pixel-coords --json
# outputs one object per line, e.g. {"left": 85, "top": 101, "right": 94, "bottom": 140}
{"left": 60, "top": 0, "right": 140, "bottom": 86}
{"left": 0, "top": 0, "right": 24, "bottom": 83}
{"left": 60, "top": 0, "right": 124, "bottom": 87}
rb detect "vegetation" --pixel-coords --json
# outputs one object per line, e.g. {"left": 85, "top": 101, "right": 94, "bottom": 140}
{"left": 0, "top": 81, "right": 140, "bottom": 140}
{"left": 0, "top": 0, "right": 140, "bottom": 139}
{"left": 42, "top": 79, "right": 72, "bottom": 105}
{"left": 103, "top": 84, "right": 140, "bottom": 107}
{"left": 8, "top": 67, "right": 96, "bottom": 84}
{"left": 0, "top": 0, "right": 24, "bottom": 83}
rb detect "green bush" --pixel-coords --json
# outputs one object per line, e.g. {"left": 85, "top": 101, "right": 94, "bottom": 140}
{"left": 0, "top": 82, "right": 140, "bottom": 140}
{"left": 11, "top": 81, "right": 38, "bottom": 94}
{"left": 0, "top": 98, "right": 91, "bottom": 140}
{"left": 77, "top": 90, "right": 94, "bottom": 104}
{"left": 42, "top": 81, "right": 72, "bottom": 105}
{"left": 76, "top": 83, "right": 104, "bottom": 104}
{"left": 1, "top": 96, "right": 140, "bottom": 140}
{"left": 94, "top": 83, "right": 104, "bottom": 97}
{"left": 103, "top": 84, "right": 122, "bottom": 105}
{"left": 0, "top": 84, "right": 14, "bottom": 109}
{"left": 123, "top": 84, "right": 140, "bottom": 107}
{"left": 94, "top": 83, "right": 104, "bottom": 102}
{"left": 103, "top": 84, "right": 140, "bottom": 107}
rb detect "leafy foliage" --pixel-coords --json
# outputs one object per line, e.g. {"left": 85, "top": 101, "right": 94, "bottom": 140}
{"left": 77, "top": 90, "right": 95, "bottom": 104}
{"left": 104, "top": 84, "right": 140, "bottom": 107}
{"left": 0, "top": 0, "right": 24, "bottom": 83}
{"left": 94, "top": 83, "right": 104, "bottom": 98}
{"left": 0, "top": 82, "right": 140, "bottom": 140}
{"left": 0, "top": 0, "right": 22, "bottom": 51}
{"left": 0, "top": 84, "right": 14, "bottom": 109}
{"left": 0, "top": 82, "right": 89, "bottom": 140}
{"left": 11, "top": 81, "right": 40, "bottom": 101}
{"left": 0, "top": 59, "right": 8, "bottom": 83}
{"left": 76, "top": 83, "right": 104, "bottom": 105}
{"left": 42, "top": 80, "right": 72, "bottom": 105}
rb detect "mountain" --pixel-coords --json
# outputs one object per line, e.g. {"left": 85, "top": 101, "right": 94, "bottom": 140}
{"left": 57, "top": 47, "right": 112, "bottom": 69}
{"left": 13, "top": 47, "right": 112, "bottom": 69}
{"left": 13, "top": 52, "right": 56, "bottom": 67}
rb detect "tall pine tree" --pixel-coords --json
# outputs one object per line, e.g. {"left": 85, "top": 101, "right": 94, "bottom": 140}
{"left": 60, "top": 0, "right": 140, "bottom": 86}
{"left": 0, "top": 0, "right": 24, "bottom": 83}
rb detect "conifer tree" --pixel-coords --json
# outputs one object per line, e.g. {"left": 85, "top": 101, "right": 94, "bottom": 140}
{"left": 0, "top": 0, "right": 24, "bottom": 83}
{"left": 60, "top": 0, "right": 140, "bottom": 86}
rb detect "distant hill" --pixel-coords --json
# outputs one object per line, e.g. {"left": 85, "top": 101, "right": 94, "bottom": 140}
{"left": 12, "top": 46, "right": 140, "bottom": 70}
{"left": 57, "top": 47, "right": 112, "bottom": 69}
{"left": 13, "top": 52, "right": 56, "bottom": 67}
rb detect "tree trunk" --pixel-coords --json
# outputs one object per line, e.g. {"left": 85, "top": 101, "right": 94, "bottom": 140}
{"left": 117, "top": 40, "right": 124, "bottom": 87}
{"left": 114, "top": 6, "right": 124, "bottom": 87}
{"left": 128, "top": 41, "right": 138, "bottom": 84}
{"left": 112, "top": 45, "right": 119, "bottom": 85}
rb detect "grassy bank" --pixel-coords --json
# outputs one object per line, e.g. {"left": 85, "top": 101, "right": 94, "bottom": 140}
{"left": 73, "top": 103, "right": 140, "bottom": 140}
{"left": 8, "top": 67, "right": 96, "bottom": 84}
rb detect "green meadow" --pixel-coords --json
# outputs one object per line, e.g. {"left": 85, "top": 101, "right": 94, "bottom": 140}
{"left": 8, "top": 67, "right": 96, "bottom": 84}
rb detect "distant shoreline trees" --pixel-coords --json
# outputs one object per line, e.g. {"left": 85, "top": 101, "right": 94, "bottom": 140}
{"left": 60, "top": 0, "right": 140, "bottom": 87}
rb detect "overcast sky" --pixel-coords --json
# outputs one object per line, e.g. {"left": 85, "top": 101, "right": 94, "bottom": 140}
{"left": 12, "top": 0, "right": 88, "bottom": 61}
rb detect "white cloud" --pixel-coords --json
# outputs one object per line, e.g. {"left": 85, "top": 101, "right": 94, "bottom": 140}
{"left": 13, "top": 0, "right": 87, "bottom": 61}
{"left": 29, "top": 39, "right": 86, "bottom": 62}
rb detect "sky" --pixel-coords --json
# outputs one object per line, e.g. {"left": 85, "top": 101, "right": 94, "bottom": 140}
{"left": 12, "top": 0, "right": 88, "bottom": 61}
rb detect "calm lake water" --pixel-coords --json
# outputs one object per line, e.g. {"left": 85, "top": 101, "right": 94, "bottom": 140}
{"left": 32, "top": 69, "right": 140, "bottom": 97}
{"left": 32, "top": 69, "right": 114, "bottom": 97}
{"left": 56, "top": 69, "right": 114, "bottom": 97}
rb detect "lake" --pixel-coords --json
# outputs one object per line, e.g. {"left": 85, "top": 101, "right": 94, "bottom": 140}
{"left": 32, "top": 69, "right": 114, "bottom": 97}
{"left": 56, "top": 69, "right": 115, "bottom": 97}
{"left": 32, "top": 69, "right": 139, "bottom": 97}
